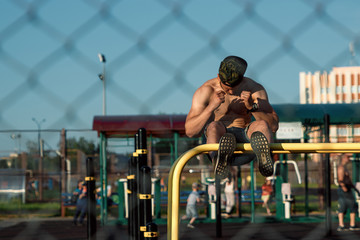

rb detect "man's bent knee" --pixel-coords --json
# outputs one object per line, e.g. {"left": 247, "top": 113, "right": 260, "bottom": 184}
{"left": 206, "top": 121, "right": 227, "bottom": 144}
{"left": 247, "top": 120, "right": 271, "bottom": 139}
{"left": 206, "top": 122, "right": 226, "bottom": 138}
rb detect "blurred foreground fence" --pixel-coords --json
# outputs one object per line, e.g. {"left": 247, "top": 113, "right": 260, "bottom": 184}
{"left": 1, "top": 0, "right": 360, "bottom": 239}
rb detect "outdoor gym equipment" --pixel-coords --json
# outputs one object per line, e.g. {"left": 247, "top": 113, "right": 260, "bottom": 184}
{"left": 273, "top": 160, "right": 302, "bottom": 219}
{"left": 167, "top": 142, "right": 360, "bottom": 240}
{"left": 116, "top": 178, "right": 161, "bottom": 223}
{"left": 127, "top": 128, "right": 158, "bottom": 240}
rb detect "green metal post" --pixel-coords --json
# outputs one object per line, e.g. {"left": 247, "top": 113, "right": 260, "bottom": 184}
{"left": 118, "top": 179, "right": 126, "bottom": 223}
{"left": 250, "top": 160, "right": 255, "bottom": 223}
{"left": 99, "top": 132, "right": 104, "bottom": 225}
{"left": 174, "top": 132, "right": 179, "bottom": 165}
{"left": 170, "top": 144, "right": 174, "bottom": 165}
{"left": 237, "top": 166, "right": 242, "bottom": 218}
{"left": 304, "top": 130, "right": 309, "bottom": 217}
{"left": 154, "top": 178, "right": 161, "bottom": 219}
{"left": 99, "top": 132, "right": 108, "bottom": 225}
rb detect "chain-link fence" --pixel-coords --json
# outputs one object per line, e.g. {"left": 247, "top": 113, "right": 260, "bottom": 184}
{"left": 1, "top": 0, "right": 360, "bottom": 239}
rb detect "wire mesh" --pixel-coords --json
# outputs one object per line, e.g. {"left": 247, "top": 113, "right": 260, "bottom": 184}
{"left": 1, "top": 0, "right": 360, "bottom": 239}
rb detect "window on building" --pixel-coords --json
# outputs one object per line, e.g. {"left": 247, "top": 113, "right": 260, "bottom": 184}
{"left": 354, "top": 127, "right": 360, "bottom": 136}
{"left": 337, "top": 127, "right": 347, "bottom": 137}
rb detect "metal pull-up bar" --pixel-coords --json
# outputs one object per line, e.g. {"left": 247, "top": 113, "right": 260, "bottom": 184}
{"left": 167, "top": 142, "right": 360, "bottom": 240}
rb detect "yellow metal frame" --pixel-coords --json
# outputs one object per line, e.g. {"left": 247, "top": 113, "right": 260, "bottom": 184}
{"left": 167, "top": 142, "right": 360, "bottom": 240}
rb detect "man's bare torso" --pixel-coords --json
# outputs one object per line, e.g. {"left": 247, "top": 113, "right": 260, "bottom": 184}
{"left": 338, "top": 163, "right": 353, "bottom": 188}
{"left": 203, "top": 77, "right": 258, "bottom": 128}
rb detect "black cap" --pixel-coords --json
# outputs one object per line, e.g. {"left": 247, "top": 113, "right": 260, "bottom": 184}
{"left": 219, "top": 56, "right": 247, "bottom": 87}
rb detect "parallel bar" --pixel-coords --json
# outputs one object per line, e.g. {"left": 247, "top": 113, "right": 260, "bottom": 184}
{"left": 167, "top": 143, "right": 360, "bottom": 240}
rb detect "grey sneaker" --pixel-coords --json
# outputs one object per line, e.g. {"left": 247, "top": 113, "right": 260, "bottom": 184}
{"left": 250, "top": 131, "right": 274, "bottom": 177}
{"left": 214, "top": 133, "right": 236, "bottom": 179}
{"left": 187, "top": 224, "right": 195, "bottom": 229}
{"left": 349, "top": 225, "right": 360, "bottom": 231}
{"left": 337, "top": 226, "right": 347, "bottom": 232}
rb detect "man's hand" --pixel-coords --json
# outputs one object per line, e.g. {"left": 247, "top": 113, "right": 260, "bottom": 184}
{"left": 208, "top": 90, "right": 226, "bottom": 111}
{"left": 240, "top": 91, "right": 253, "bottom": 110}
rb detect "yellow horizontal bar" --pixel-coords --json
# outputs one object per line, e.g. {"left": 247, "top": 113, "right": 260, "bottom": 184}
{"left": 167, "top": 142, "right": 360, "bottom": 240}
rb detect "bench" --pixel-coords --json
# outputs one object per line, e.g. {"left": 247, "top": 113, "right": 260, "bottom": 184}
{"left": 61, "top": 193, "right": 77, "bottom": 217}
{"left": 238, "top": 190, "right": 263, "bottom": 204}
{"left": 160, "top": 190, "right": 207, "bottom": 206}
{"left": 61, "top": 193, "right": 119, "bottom": 217}
{"left": 159, "top": 190, "right": 263, "bottom": 206}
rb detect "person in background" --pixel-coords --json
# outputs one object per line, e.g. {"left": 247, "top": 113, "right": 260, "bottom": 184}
{"left": 261, "top": 177, "right": 273, "bottom": 216}
{"left": 223, "top": 176, "right": 235, "bottom": 218}
{"left": 73, "top": 182, "right": 87, "bottom": 226}
{"left": 181, "top": 182, "right": 201, "bottom": 229}
{"left": 160, "top": 176, "right": 167, "bottom": 192}
{"left": 96, "top": 183, "right": 113, "bottom": 206}
{"left": 337, "top": 153, "right": 360, "bottom": 231}
{"left": 71, "top": 179, "right": 83, "bottom": 204}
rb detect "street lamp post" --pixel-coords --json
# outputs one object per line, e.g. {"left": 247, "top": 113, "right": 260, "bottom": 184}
{"left": 32, "top": 117, "right": 45, "bottom": 200}
{"left": 32, "top": 118, "right": 46, "bottom": 156}
{"left": 10, "top": 133, "right": 21, "bottom": 153}
{"left": 98, "top": 53, "right": 106, "bottom": 116}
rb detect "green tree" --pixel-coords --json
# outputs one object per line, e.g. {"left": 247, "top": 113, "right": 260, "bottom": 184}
{"left": 66, "top": 137, "right": 98, "bottom": 155}
{"left": 26, "top": 140, "right": 38, "bottom": 154}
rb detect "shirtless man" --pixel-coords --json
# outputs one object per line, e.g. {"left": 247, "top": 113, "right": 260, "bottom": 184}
{"left": 337, "top": 153, "right": 360, "bottom": 231}
{"left": 185, "top": 56, "right": 279, "bottom": 178}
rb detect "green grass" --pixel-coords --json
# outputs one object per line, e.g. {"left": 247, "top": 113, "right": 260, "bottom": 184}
{"left": 0, "top": 199, "right": 60, "bottom": 218}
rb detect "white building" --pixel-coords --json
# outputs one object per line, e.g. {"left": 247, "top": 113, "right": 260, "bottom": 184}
{"left": 300, "top": 66, "right": 360, "bottom": 104}
{"left": 299, "top": 66, "right": 360, "bottom": 144}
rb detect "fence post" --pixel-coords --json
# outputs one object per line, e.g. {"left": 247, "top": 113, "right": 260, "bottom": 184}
{"left": 237, "top": 167, "right": 242, "bottom": 218}
{"left": 215, "top": 176, "right": 222, "bottom": 237}
{"left": 144, "top": 222, "right": 158, "bottom": 240}
{"left": 140, "top": 166, "right": 152, "bottom": 239}
{"left": 131, "top": 133, "right": 139, "bottom": 240}
{"left": 137, "top": 128, "right": 147, "bottom": 240}
{"left": 86, "top": 157, "right": 97, "bottom": 240}
{"left": 60, "top": 129, "right": 67, "bottom": 194}
{"left": 154, "top": 178, "right": 161, "bottom": 219}
{"left": 128, "top": 155, "right": 137, "bottom": 240}
{"left": 324, "top": 114, "right": 332, "bottom": 236}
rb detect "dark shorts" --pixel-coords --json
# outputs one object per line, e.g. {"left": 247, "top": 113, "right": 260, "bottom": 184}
{"left": 204, "top": 124, "right": 256, "bottom": 166}
{"left": 337, "top": 188, "right": 358, "bottom": 214}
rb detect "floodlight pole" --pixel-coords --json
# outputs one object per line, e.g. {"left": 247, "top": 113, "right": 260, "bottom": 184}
{"left": 32, "top": 118, "right": 46, "bottom": 157}
{"left": 98, "top": 53, "right": 106, "bottom": 116}
{"left": 32, "top": 117, "right": 45, "bottom": 201}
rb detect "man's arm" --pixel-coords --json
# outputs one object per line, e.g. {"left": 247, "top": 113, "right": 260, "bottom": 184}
{"left": 185, "top": 85, "right": 224, "bottom": 138}
{"left": 249, "top": 89, "right": 279, "bottom": 133}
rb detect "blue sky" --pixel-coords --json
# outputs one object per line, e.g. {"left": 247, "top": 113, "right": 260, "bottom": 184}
{"left": 0, "top": 0, "right": 359, "bottom": 154}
